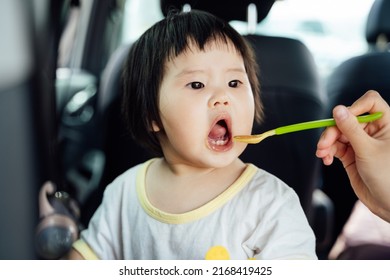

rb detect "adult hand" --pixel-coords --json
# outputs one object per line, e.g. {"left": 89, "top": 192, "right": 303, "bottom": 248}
{"left": 316, "top": 90, "right": 390, "bottom": 222}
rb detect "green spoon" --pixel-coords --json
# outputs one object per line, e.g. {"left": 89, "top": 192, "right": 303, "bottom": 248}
{"left": 234, "top": 112, "right": 383, "bottom": 144}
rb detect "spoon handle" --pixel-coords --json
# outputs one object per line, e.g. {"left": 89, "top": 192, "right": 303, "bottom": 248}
{"left": 275, "top": 112, "right": 383, "bottom": 135}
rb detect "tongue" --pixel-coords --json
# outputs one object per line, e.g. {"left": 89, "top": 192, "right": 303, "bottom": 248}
{"left": 209, "top": 123, "right": 227, "bottom": 139}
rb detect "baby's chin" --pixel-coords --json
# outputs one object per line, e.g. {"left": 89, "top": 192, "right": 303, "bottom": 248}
{"left": 202, "top": 147, "right": 244, "bottom": 168}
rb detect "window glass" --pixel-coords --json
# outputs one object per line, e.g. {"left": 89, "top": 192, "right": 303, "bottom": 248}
{"left": 122, "top": 0, "right": 163, "bottom": 43}
{"left": 255, "top": 0, "right": 375, "bottom": 81}
{"left": 58, "top": 4, "right": 81, "bottom": 67}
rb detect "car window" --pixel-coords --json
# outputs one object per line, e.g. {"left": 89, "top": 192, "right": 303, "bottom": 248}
{"left": 122, "top": 0, "right": 163, "bottom": 43}
{"left": 121, "top": 0, "right": 374, "bottom": 83}
{"left": 253, "top": 0, "right": 375, "bottom": 82}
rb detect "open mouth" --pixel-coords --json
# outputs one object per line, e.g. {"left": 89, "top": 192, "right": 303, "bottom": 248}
{"left": 207, "top": 117, "right": 232, "bottom": 151}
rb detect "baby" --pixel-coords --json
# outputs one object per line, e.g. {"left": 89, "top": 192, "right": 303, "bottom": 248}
{"left": 67, "top": 9, "right": 317, "bottom": 260}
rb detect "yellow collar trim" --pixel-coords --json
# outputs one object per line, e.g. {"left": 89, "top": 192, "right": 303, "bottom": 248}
{"left": 136, "top": 159, "right": 257, "bottom": 224}
{"left": 72, "top": 239, "right": 99, "bottom": 260}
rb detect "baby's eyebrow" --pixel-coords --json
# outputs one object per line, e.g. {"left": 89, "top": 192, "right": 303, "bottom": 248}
{"left": 226, "top": 67, "right": 247, "bottom": 74}
{"left": 176, "top": 67, "right": 246, "bottom": 78}
{"left": 175, "top": 69, "right": 204, "bottom": 78}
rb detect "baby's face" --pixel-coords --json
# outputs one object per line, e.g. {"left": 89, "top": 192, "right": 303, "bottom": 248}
{"left": 155, "top": 40, "right": 255, "bottom": 168}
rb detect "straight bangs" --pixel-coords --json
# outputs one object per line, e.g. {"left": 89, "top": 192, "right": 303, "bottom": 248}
{"left": 163, "top": 10, "right": 247, "bottom": 63}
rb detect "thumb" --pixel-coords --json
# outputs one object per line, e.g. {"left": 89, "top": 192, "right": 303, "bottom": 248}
{"left": 333, "top": 105, "right": 371, "bottom": 152}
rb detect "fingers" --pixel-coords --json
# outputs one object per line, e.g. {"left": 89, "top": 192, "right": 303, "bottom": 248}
{"left": 332, "top": 89, "right": 390, "bottom": 152}
{"left": 316, "top": 90, "right": 387, "bottom": 165}
{"left": 331, "top": 105, "right": 372, "bottom": 153}
{"left": 349, "top": 90, "right": 389, "bottom": 118}
{"left": 316, "top": 126, "right": 347, "bottom": 165}
{"left": 316, "top": 134, "right": 348, "bottom": 165}
{"left": 316, "top": 130, "right": 336, "bottom": 164}
{"left": 317, "top": 126, "right": 341, "bottom": 151}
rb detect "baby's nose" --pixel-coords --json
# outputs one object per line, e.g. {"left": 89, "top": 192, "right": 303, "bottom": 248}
{"left": 209, "top": 89, "right": 230, "bottom": 108}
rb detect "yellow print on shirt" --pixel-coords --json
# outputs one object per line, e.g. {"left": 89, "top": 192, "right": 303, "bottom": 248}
{"left": 205, "top": 245, "right": 256, "bottom": 260}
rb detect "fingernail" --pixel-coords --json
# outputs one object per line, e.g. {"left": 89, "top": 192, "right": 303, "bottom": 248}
{"left": 334, "top": 106, "right": 348, "bottom": 121}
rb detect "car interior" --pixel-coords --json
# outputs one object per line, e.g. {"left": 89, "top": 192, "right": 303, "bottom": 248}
{"left": 0, "top": 0, "right": 388, "bottom": 260}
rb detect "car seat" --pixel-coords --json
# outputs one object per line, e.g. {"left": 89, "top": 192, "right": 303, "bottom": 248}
{"left": 322, "top": 0, "right": 390, "bottom": 248}
{"left": 80, "top": 44, "right": 153, "bottom": 224}
{"left": 159, "top": 0, "right": 333, "bottom": 256}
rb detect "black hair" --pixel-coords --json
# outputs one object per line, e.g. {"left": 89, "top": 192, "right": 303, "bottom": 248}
{"left": 122, "top": 9, "right": 262, "bottom": 156}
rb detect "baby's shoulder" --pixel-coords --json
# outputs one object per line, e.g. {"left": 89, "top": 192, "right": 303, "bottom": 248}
{"left": 245, "top": 164, "right": 297, "bottom": 198}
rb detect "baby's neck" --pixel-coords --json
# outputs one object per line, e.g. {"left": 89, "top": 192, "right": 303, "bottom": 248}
{"left": 145, "top": 158, "right": 246, "bottom": 214}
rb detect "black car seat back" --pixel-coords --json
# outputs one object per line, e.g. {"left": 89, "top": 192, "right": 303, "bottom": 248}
{"left": 81, "top": 44, "right": 152, "bottom": 224}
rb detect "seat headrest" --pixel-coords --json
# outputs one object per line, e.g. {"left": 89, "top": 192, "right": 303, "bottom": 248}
{"left": 365, "top": 0, "right": 390, "bottom": 43}
{"left": 160, "top": 0, "right": 275, "bottom": 23}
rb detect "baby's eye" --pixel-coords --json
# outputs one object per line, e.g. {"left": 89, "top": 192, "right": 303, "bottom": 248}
{"left": 188, "top": 81, "right": 204, "bottom": 89}
{"left": 228, "top": 80, "right": 241, "bottom": 88}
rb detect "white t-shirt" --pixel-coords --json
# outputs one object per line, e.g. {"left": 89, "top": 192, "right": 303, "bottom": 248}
{"left": 73, "top": 159, "right": 317, "bottom": 260}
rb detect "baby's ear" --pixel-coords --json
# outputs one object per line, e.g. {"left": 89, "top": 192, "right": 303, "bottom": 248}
{"left": 151, "top": 121, "right": 160, "bottom": 132}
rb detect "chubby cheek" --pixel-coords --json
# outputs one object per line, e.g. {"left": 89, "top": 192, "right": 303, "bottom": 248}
{"left": 159, "top": 105, "right": 205, "bottom": 148}
{"left": 158, "top": 87, "right": 205, "bottom": 138}
{"left": 235, "top": 95, "right": 255, "bottom": 135}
